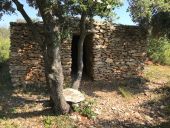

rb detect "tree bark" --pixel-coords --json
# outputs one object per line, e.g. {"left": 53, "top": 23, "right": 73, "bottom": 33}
{"left": 13, "top": 0, "right": 70, "bottom": 114}
{"left": 72, "top": 12, "right": 87, "bottom": 90}
{"left": 46, "top": 39, "right": 70, "bottom": 114}
{"left": 36, "top": 0, "right": 70, "bottom": 114}
{"left": 42, "top": 26, "right": 70, "bottom": 114}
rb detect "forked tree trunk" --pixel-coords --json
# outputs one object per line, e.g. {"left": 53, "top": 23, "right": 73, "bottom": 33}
{"left": 45, "top": 32, "right": 70, "bottom": 114}
{"left": 35, "top": 0, "right": 70, "bottom": 114}
{"left": 72, "top": 13, "right": 87, "bottom": 90}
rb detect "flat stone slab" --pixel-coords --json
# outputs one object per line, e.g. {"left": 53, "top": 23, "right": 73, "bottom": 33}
{"left": 63, "top": 88, "right": 85, "bottom": 103}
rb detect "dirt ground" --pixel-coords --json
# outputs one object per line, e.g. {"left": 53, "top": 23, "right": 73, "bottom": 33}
{"left": 0, "top": 64, "right": 170, "bottom": 128}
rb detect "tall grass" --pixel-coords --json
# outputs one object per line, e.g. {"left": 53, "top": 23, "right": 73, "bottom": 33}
{"left": 148, "top": 36, "right": 170, "bottom": 65}
{"left": 0, "top": 28, "right": 10, "bottom": 63}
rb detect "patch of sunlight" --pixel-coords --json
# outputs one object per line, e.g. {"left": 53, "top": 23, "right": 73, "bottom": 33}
{"left": 118, "top": 86, "right": 133, "bottom": 99}
{"left": 143, "top": 65, "right": 170, "bottom": 81}
{"left": 43, "top": 115, "right": 76, "bottom": 128}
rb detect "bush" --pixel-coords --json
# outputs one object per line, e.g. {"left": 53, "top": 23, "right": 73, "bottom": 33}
{"left": 0, "top": 28, "right": 10, "bottom": 63}
{"left": 73, "top": 99, "right": 97, "bottom": 119}
{"left": 148, "top": 36, "right": 170, "bottom": 65}
{"left": 43, "top": 116, "right": 75, "bottom": 128}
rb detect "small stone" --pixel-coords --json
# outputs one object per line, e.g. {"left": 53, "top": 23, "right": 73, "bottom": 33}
{"left": 99, "top": 29, "right": 104, "bottom": 33}
{"left": 63, "top": 88, "right": 85, "bottom": 103}
{"left": 94, "top": 34, "right": 100, "bottom": 39}
{"left": 89, "top": 126, "right": 96, "bottom": 128}
{"left": 111, "top": 107, "right": 116, "bottom": 110}
{"left": 77, "top": 115, "right": 82, "bottom": 121}
{"left": 124, "top": 112, "right": 130, "bottom": 117}
{"left": 160, "top": 105, "right": 165, "bottom": 109}
{"left": 69, "top": 115, "right": 78, "bottom": 121}
{"left": 90, "top": 29, "right": 98, "bottom": 33}
{"left": 94, "top": 108, "right": 101, "bottom": 115}
{"left": 144, "top": 115, "right": 153, "bottom": 121}
{"left": 94, "top": 45, "right": 106, "bottom": 49}
{"left": 144, "top": 91, "right": 150, "bottom": 96}
{"left": 134, "top": 112, "right": 142, "bottom": 120}
{"left": 105, "top": 58, "right": 113, "bottom": 63}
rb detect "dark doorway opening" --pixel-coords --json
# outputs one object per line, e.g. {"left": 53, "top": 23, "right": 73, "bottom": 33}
{"left": 71, "top": 35, "right": 79, "bottom": 75}
{"left": 71, "top": 34, "right": 93, "bottom": 79}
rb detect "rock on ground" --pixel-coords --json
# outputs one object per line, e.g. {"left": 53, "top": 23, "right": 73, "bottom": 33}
{"left": 63, "top": 88, "right": 85, "bottom": 103}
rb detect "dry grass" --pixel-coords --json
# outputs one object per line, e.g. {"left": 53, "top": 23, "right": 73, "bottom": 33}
{"left": 143, "top": 64, "right": 170, "bottom": 82}
{"left": 118, "top": 86, "right": 133, "bottom": 99}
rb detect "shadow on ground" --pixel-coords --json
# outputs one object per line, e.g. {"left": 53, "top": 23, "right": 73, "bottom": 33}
{"left": 95, "top": 91, "right": 170, "bottom": 128}
{"left": 81, "top": 79, "right": 170, "bottom": 128}
{"left": 0, "top": 62, "right": 53, "bottom": 120}
{"left": 96, "top": 118, "right": 170, "bottom": 128}
{"left": 80, "top": 77, "right": 149, "bottom": 98}
{"left": 1, "top": 62, "right": 170, "bottom": 128}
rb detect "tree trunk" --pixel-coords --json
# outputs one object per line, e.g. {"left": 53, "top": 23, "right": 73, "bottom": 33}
{"left": 45, "top": 31, "right": 70, "bottom": 114}
{"left": 72, "top": 13, "right": 87, "bottom": 90}
{"left": 35, "top": 0, "right": 70, "bottom": 114}
{"left": 48, "top": 47, "right": 70, "bottom": 114}
{"left": 13, "top": 0, "right": 70, "bottom": 115}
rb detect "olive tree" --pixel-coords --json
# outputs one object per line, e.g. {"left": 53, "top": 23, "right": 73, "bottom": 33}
{"left": 128, "top": 0, "right": 170, "bottom": 36}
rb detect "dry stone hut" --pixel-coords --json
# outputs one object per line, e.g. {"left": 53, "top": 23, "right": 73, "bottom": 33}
{"left": 9, "top": 21, "right": 147, "bottom": 87}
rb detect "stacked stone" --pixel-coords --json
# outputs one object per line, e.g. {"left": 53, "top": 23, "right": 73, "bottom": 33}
{"left": 9, "top": 21, "right": 147, "bottom": 87}
{"left": 9, "top": 23, "right": 46, "bottom": 86}
{"left": 9, "top": 22, "right": 72, "bottom": 87}
{"left": 91, "top": 22, "right": 147, "bottom": 81}
{"left": 61, "top": 39, "right": 72, "bottom": 81}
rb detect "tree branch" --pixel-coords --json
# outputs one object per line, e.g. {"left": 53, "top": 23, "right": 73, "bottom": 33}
{"left": 12, "top": 0, "right": 44, "bottom": 47}
{"left": 12, "top": 0, "right": 33, "bottom": 25}
{"left": 35, "top": 0, "right": 47, "bottom": 24}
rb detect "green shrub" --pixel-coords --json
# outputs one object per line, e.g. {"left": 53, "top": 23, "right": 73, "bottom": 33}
{"left": 0, "top": 38, "right": 10, "bottom": 62}
{"left": 43, "top": 116, "right": 52, "bottom": 128}
{"left": 43, "top": 115, "right": 75, "bottom": 128}
{"left": 73, "top": 99, "right": 97, "bottom": 119}
{"left": 148, "top": 36, "right": 170, "bottom": 65}
{"left": 0, "top": 28, "right": 10, "bottom": 63}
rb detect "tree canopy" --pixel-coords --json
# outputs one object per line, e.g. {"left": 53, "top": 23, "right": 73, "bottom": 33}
{"left": 128, "top": 0, "right": 170, "bottom": 36}
{"left": 0, "top": 0, "right": 15, "bottom": 19}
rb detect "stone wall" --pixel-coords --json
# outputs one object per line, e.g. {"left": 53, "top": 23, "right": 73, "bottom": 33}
{"left": 9, "top": 22, "right": 146, "bottom": 86}
{"left": 9, "top": 23, "right": 72, "bottom": 86}
{"left": 91, "top": 23, "right": 147, "bottom": 81}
